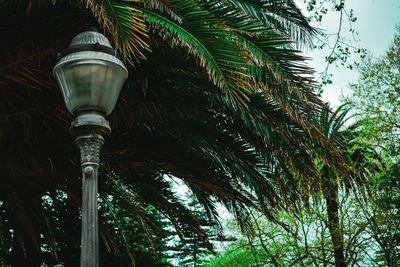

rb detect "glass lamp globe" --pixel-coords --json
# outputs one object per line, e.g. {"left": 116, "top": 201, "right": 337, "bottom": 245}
{"left": 53, "top": 30, "right": 128, "bottom": 116}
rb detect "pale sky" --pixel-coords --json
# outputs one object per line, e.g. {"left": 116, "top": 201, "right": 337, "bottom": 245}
{"left": 296, "top": 0, "right": 400, "bottom": 106}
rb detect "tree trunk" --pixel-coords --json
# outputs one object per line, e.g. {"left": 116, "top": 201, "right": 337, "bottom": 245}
{"left": 322, "top": 172, "right": 347, "bottom": 267}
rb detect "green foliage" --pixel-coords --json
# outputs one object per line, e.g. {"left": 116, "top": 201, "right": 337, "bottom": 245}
{"left": 367, "top": 162, "right": 400, "bottom": 265}
{"left": 203, "top": 105, "right": 396, "bottom": 267}
{"left": 203, "top": 188, "right": 399, "bottom": 267}
{"left": 203, "top": 244, "right": 265, "bottom": 267}
{"left": 340, "top": 25, "right": 400, "bottom": 267}
{"left": 346, "top": 27, "right": 400, "bottom": 154}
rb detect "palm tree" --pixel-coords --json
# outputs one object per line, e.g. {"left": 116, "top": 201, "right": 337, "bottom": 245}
{"left": 317, "top": 104, "right": 380, "bottom": 267}
{"left": 317, "top": 105, "right": 351, "bottom": 267}
{"left": 0, "top": 0, "right": 347, "bottom": 265}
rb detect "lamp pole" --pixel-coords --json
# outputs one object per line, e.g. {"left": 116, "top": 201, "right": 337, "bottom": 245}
{"left": 53, "top": 30, "right": 128, "bottom": 267}
{"left": 71, "top": 115, "right": 109, "bottom": 267}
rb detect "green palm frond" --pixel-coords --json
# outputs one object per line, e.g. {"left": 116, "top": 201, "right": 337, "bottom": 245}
{"left": 140, "top": 2, "right": 248, "bottom": 91}
{"left": 141, "top": 8, "right": 227, "bottom": 88}
{"left": 202, "top": 0, "right": 314, "bottom": 81}
{"left": 222, "top": 0, "right": 317, "bottom": 47}
{"left": 316, "top": 104, "right": 372, "bottom": 192}
{"left": 140, "top": 0, "right": 321, "bottom": 122}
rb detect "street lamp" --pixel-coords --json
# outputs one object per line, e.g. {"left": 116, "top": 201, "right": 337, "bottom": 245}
{"left": 53, "top": 29, "right": 128, "bottom": 267}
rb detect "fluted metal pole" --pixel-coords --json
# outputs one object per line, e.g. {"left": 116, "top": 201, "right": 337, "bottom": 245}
{"left": 76, "top": 134, "right": 105, "bottom": 267}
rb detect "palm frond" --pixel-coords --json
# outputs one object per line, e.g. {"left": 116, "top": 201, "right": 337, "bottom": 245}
{"left": 222, "top": 0, "right": 317, "bottom": 47}
{"left": 140, "top": 4, "right": 246, "bottom": 90}
{"left": 84, "top": 0, "right": 149, "bottom": 62}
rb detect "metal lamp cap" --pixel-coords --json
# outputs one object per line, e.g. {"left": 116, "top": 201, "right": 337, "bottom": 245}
{"left": 58, "top": 30, "right": 120, "bottom": 59}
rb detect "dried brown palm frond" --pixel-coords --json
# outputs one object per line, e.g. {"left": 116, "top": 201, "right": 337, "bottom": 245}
{"left": 83, "top": 0, "right": 149, "bottom": 62}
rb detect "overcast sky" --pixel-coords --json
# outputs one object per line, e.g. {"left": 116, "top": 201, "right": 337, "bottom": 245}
{"left": 296, "top": 0, "right": 400, "bottom": 106}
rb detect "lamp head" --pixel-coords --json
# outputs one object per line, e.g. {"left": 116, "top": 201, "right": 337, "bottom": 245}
{"left": 53, "top": 30, "right": 128, "bottom": 116}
